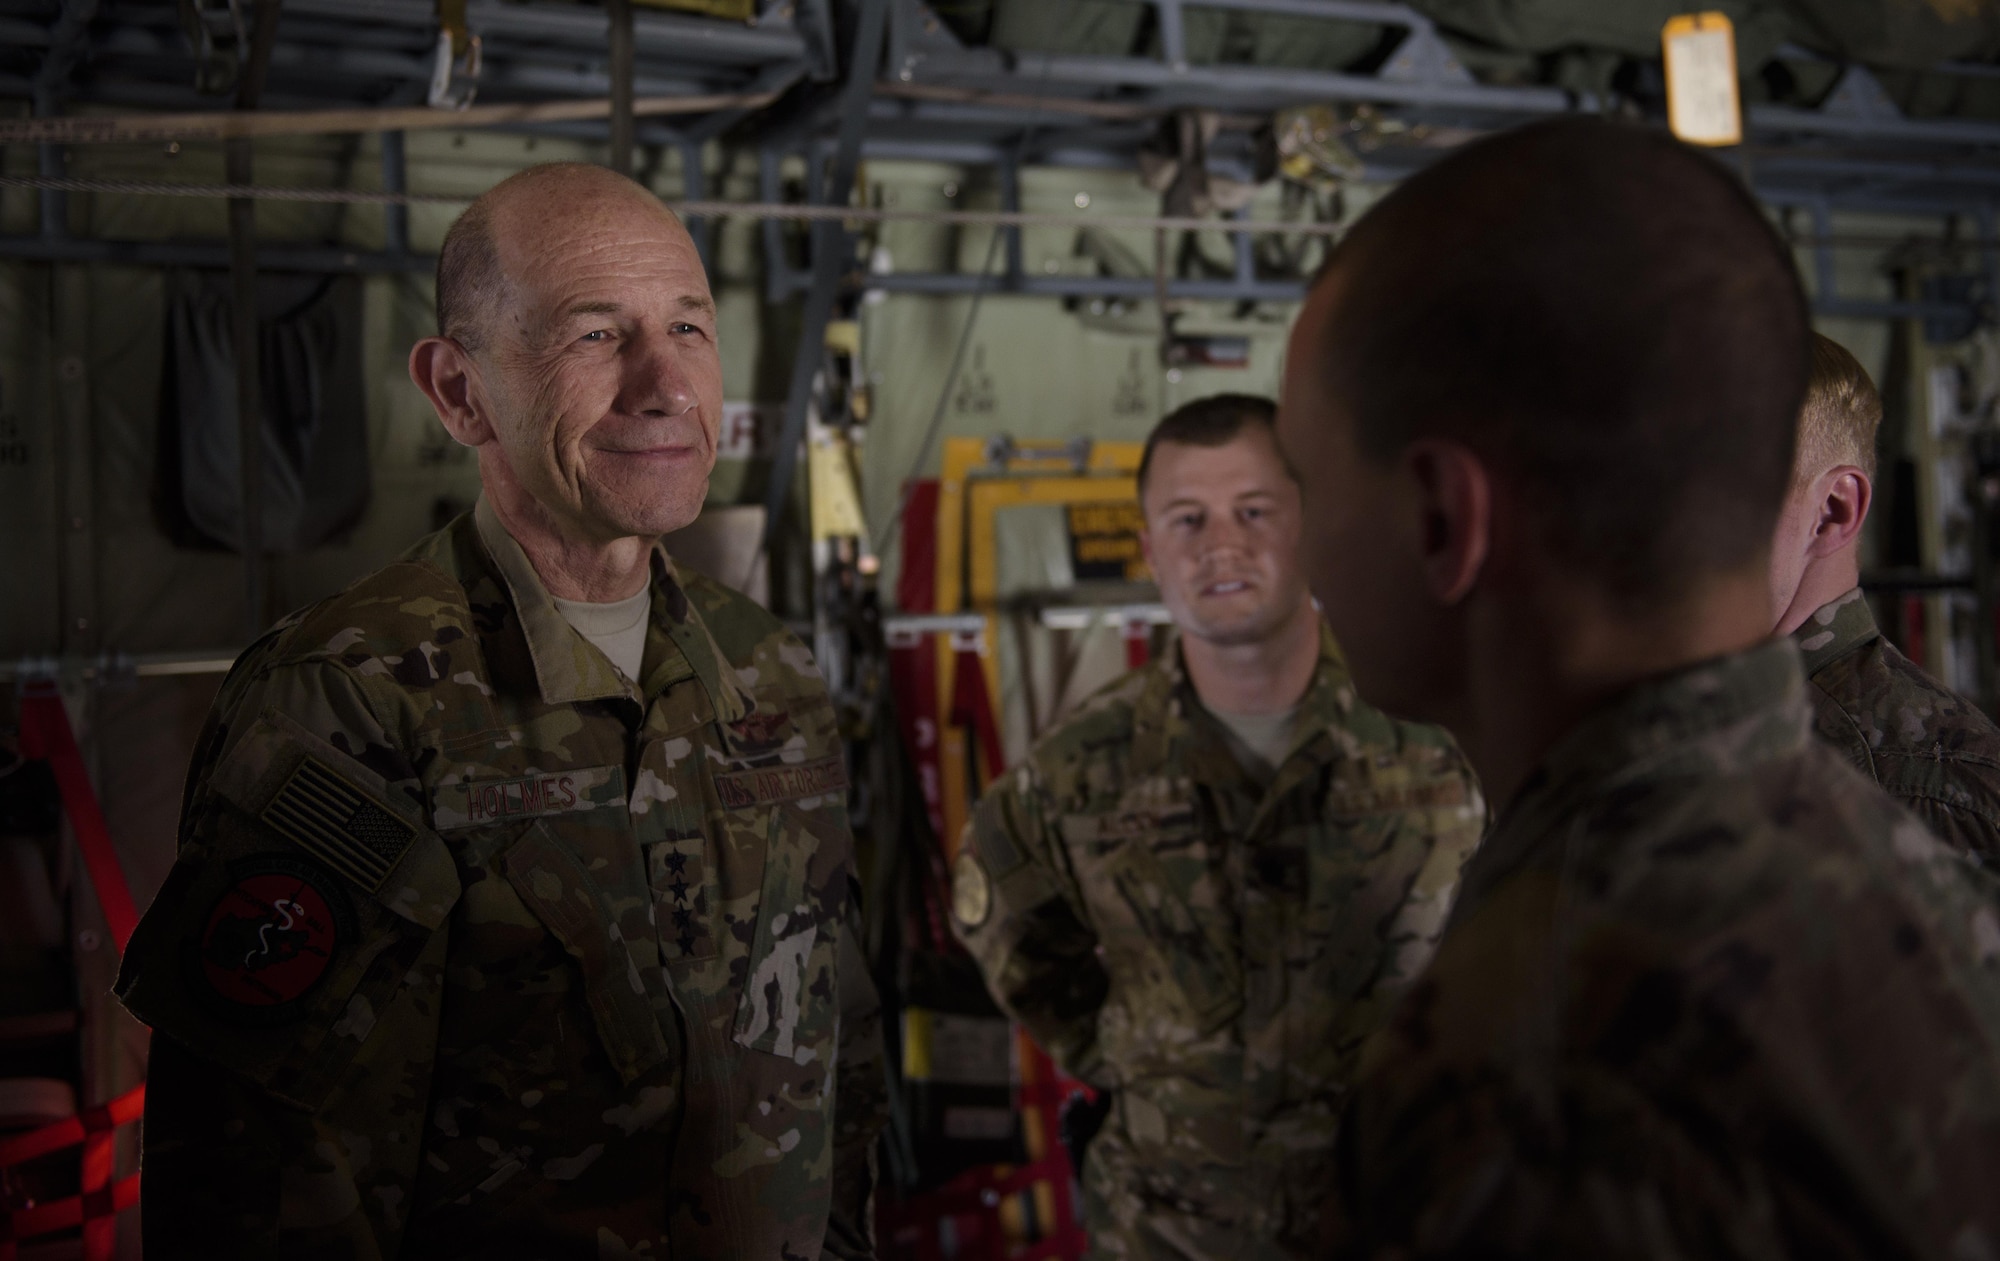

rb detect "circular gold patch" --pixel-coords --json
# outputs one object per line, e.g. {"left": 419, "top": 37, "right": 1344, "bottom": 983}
{"left": 951, "top": 850, "right": 992, "bottom": 929}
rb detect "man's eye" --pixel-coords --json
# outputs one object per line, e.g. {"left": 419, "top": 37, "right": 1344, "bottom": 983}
{"left": 671, "top": 322, "right": 704, "bottom": 336}
{"left": 578, "top": 330, "right": 612, "bottom": 344}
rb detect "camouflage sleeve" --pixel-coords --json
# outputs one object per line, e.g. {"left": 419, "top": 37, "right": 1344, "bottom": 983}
{"left": 1900, "top": 794, "right": 2000, "bottom": 874}
{"left": 825, "top": 874, "right": 888, "bottom": 1261}
{"left": 949, "top": 765, "right": 1112, "bottom": 1085}
{"left": 119, "top": 657, "right": 452, "bottom": 1258}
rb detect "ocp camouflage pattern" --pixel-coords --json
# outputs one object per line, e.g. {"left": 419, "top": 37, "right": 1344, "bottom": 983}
{"left": 1328, "top": 639, "right": 2000, "bottom": 1260}
{"left": 117, "top": 496, "right": 886, "bottom": 1259}
{"left": 950, "top": 626, "right": 1485, "bottom": 1260}
{"left": 1796, "top": 586, "right": 2000, "bottom": 870}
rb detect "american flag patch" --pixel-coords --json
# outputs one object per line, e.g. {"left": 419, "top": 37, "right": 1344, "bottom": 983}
{"left": 261, "top": 758, "right": 416, "bottom": 894}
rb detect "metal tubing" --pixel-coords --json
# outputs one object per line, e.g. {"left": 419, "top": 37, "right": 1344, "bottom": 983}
{"left": 276, "top": 0, "right": 809, "bottom": 64}
{"left": 990, "top": 51, "right": 1571, "bottom": 113}
{"left": 1231, "top": 206, "right": 1254, "bottom": 285}
{"left": 229, "top": 0, "right": 283, "bottom": 643}
{"left": 1156, "top": 0, "right": 1188, "bottom": 71}
{"left": 0, "top": 235, "right": 434, "bottom": 270}
{"left": 380, "top": 129, "right": 410, "bottom": 255}
{"left": 608, "top": 0, "right": 636, "bottom": 176}
{"left": 1809, "top": 201, "right": 1839, "bottom": 304}
{"left": 998, "top": 157, "right": 1023, "bottom": 285}
{"left": 761, "top": 0, "right": 890, "bottom": 555}
{"left": 678, "top": 139, "right": 711, "bottom": 278}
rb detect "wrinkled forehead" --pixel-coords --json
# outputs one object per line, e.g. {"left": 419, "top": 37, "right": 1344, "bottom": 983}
{"left": 491, "top": 188, "right": 706, "bottom": 300}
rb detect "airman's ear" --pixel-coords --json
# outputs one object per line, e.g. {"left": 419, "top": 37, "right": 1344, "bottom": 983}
{"left": 1807, "top": 466, "right": 1872, "bottom": 559}
{"left": 409, "top": 336, "right": 496, "bottom": 448}
{"left": 1404, "top": 439, "right": 1491, "bottom": 606}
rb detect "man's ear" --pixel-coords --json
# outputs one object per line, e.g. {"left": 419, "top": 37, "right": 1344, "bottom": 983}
{"left": 409, "top": 336, "right": 494, "bottom": 448}
{"left": 1404, "top": 439, "right": 1491, "bottom": 605}
{"left": 1808, "top": 466, "right": 1872, "bottom": 559}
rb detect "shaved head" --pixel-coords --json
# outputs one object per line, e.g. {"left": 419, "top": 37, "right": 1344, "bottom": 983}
{"left": 436, "top": 162, "right": 693, "bottom": 352}
{"left": 1310, "top": 117, "right": 1810, "bottom": 610}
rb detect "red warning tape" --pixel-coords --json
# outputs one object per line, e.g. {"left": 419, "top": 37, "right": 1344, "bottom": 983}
{"left": 5, "top": 689, "right": 148, "bottom": 1260}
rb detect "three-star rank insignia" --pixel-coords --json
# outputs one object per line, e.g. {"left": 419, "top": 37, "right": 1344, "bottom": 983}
{"left": 190, "top": 854, "right": 355, "bottom": 1024}
{"left": 649, "top": 838, "right": 714, "bottom": 960}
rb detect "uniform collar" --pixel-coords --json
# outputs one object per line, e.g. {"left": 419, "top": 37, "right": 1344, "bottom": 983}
{"left": 471, "top": 495, "right": 747, "bottom": 721}
{"left": 1458, "top": 638, "right": 1812, "bottom": 921}
{"left": 1791, "top": 586, "right": 1879, "bottom": 677}
{"left": 1129, "top": 620, "right": 1352, "bottom": 782}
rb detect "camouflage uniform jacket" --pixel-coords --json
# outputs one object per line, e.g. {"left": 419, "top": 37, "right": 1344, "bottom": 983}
{"left": 950, "top": 626, "right": 1485, "bottom": 1260}
{"left": 1330, "top": 639, "right": 2000, "bottom": 1260}
{"left": 1796, "top": 586, "right": 2000, "bottom": 869}
{"left": 117, "top": 498, "right": 886, "bottom": 1260}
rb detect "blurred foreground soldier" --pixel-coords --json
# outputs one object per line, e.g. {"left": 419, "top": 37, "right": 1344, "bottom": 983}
{"left": 1277, "top": 119, "right": 2000, "bottom": 1258}
{"left": 117, "top": 163, "right": 884, "bottom": 1259}
{"left": 950, "top": 395, "right": 1484, "bottom": 1259}
{"left": 1772, "top": 333, "right": 2000, "bottom": 867}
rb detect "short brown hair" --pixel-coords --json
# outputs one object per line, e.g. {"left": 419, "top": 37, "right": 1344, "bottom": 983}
{"left": 1316, "top": 117, "right": 1810, "bottom": 611}
{"left": 1137, "top": 394, "right": 1287, "bottom": 501}
{"left": 1795, "top": 333, "right": 1882, "bottom": 482}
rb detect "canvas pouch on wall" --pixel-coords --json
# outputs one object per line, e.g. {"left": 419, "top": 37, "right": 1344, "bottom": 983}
{"left": 155, "top": 270, "right": 370, "bottom": 554}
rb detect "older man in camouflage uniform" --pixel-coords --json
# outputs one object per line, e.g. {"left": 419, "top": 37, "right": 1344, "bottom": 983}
{"left": 950, "top": 394, "right": 1484, "bottom": 1260}
{"left": 117, "top": 163, "right": 884, "bottom": 1259}
{"left": 1771, "top": 333, "right": 2000, "bottom": 868}
{"left": 1283, "top": 119, "right": 2000, "bottom": 1259}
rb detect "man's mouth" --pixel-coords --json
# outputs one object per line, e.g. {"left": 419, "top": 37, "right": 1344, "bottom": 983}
{"left": 1202, "top": 579, "right": 1253, "bottom": 597}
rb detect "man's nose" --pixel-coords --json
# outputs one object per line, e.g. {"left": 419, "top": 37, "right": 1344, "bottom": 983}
{"left": 619, "top": 331, "right": 697, "bottom": 418}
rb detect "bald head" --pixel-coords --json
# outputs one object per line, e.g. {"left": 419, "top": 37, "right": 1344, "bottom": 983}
{"left": 436, "top": 162, "right": 692, "bottom": 351}
{"left": 410, "top": 160, "right": 723, "bottom": 567}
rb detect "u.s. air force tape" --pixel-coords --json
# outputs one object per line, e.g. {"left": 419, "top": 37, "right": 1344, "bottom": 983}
{"left": 260, "top": 757, "right": 416, "bottom": 895}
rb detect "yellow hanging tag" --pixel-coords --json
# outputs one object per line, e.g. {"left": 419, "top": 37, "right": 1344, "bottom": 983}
{"left": 1662, "top": 13, "right": 1742, "bottom": 147}
{"left": 809, "top": 434, "right": 869, "bottom": 541}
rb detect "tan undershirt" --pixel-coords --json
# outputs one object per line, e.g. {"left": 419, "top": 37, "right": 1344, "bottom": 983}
{"left": 1207, "top": 704, "right": 1299, "bottom": 786}
{"left": 551, "top": 589, "right": 651, "bottom": 682}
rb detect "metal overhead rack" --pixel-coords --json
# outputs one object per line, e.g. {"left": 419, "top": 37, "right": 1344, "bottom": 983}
{"left": 4, "top": 0, "right": 2000, "bottom": 528}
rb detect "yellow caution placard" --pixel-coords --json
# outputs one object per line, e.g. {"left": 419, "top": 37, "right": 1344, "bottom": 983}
{"left": 1663, "top": 13, "right": 1742, "bottom": 147}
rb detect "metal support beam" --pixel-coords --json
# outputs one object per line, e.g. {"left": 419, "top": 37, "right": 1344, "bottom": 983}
{"left": 380, "top": 128, "right": 410, "bottom": 255}
{"left": 607, "top": 0, "right": 636, "bottom": 176}
{"left": 0, "top": 236, "right": 434, "bottom": 270}
{"left": 32, "top": 0, "right": 99, "bottom": 243}
{"left": 228, "top": 0, "right": 282, "bottom": 643}
{"left": 998, "top": 156, "right": 1023, "bottom": 285}
{"left": 1155, "top": 0, "right": 1188, "bottom": 72}
{"left": 679, "top": 139, "right": 711, "bottom": 278}
{"left": 761, "top": 0, "right": 889, "bottom": 556}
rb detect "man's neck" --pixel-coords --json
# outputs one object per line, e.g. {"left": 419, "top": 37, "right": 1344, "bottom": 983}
{"left": 482, "top": 473, "right": 654, "bottom": 603}
{"left": 1181, "top": 598, "right": 1322, "bottom": 716}
{"left": 1451, "top": 566, "right": 1776, "bottom": 811}
{"left": 1775, "top": 546, "right": 1862, "bottom": 637}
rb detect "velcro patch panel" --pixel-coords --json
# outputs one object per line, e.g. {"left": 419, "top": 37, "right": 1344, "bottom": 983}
{"left": 712, "top": 755, "right": 848, "bottom": 810}
{"left": 432, "top": 765, "right": 624, "bottom": 831}
{"left": 261, "top": 757, "right": 417, "bottom": 894}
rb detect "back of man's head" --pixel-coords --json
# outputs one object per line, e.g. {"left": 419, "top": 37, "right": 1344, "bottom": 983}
{"left": 1320, "top": 116, "right": 1811, "bottom": 611}
{"left": 1137, "top": 393, "right": 1284, "bottom": 504}
{"left": 1796, "top": 332, "right": 1882, "bottom": 484}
